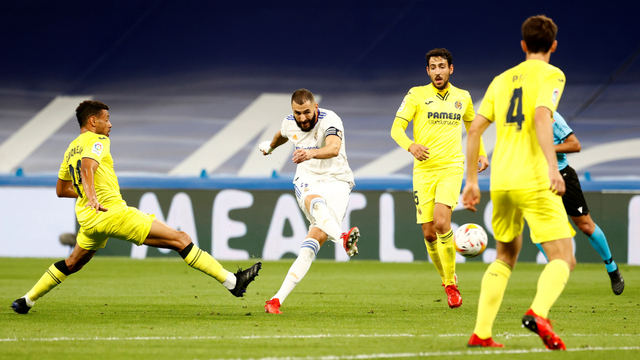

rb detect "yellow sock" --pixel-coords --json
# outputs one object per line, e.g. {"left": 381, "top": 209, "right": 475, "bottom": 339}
{"left": 27, "top": 263, "right": 68, "bottom": 301}
{"left": 473, "top": 260, "right": 512, "bottom": 339}
{"left": 425, "top": 239, "right": 445, "bottom": 284}
{"left": 530, "top": 259, "right": 570, "bottom": 318}
{"left": 436, "top": 229, "right": 456, "bottom": 286}
{"left": 183, "top": 245, "right": 230, "bottom": 283}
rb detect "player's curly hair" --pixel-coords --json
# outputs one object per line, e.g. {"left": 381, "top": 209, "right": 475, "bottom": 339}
{"left": 75, "top": 100, "right": 109, "bottom": 127}
{"left": 522, "top": 15, "right": 558, "bottom": 54}
{"left": 291, "top": 88, "right": 315, "bottom": 105}
{"left": 425, "top": 48, "right": 453, "bottom": 67}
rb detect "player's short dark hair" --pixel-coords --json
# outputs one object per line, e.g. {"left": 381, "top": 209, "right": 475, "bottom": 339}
{"left": 425, "top": 48, "right": 453, "bottom": 67}
{"left": 522, "top": 15, "right": 558, "bottom": 54}
{"left": 291, "top": 88, "right": 315, "bottom": 105}
{"left": 75, "top": 100, "right": 109, "bottom": 127}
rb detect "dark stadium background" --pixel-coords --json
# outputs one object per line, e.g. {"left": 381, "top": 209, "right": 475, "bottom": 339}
{"left": 0, "top": 1, "right": 637, "bottom": 95}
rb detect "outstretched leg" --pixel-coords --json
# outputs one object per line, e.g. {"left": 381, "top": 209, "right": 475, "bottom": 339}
{"left": 266, "top": 228, "right": 325, "bottom": 314}
{"left": 12, "top": 244, "right": 96, "bottom": 314}
{"left": 144, "top": 219, "right": 261, "bottom": 297}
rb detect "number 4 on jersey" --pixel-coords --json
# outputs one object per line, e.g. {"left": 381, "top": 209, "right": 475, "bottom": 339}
{"left": 506, "top": 88, "right": 524, "bottom": 130}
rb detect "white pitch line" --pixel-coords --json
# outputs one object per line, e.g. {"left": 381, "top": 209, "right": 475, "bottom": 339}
{"left": 1, "top": 332, "right": 639, "bottom": 343}
{"left": 201, "top": 347, "right": 640, "bottom": 360}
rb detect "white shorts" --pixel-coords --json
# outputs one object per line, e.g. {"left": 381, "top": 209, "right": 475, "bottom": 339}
{"left": 294, "top": 177, "right": 352, "bottom": 237}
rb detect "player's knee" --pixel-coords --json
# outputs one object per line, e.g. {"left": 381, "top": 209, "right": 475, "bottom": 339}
{"left": 577, "top": 222, "right": 594, "bottom": 236}
{"left": 65, "top": 260, "right": 84, "bottom": 274}
{"left": 434, "top": 224, "right": 448, "bottom": 235}
{"left": 567, "top": 255, "right": 577, "bottom": 272}
{"left": 176, "top": 231, "right": 191, "bottom": 248}
{"left": 423, "top": 231, "right": 437, "bottom": 243}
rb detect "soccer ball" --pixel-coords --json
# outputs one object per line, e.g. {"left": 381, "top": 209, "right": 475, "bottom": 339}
{"left": 454, "top": 223, "right": 488, "bottom": 258}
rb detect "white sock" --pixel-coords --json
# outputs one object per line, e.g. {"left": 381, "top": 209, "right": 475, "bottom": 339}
{"left": 273, "top": 238, "right": 319, "bottom": 303}
{"left": 222, "top": 273, "right": 237, "bottom": 290}
{"left": 309, "top": 198, "right": 342, "bottom": 241}
{"left": 23, "top": 295, "right": 35, "bottom": 307}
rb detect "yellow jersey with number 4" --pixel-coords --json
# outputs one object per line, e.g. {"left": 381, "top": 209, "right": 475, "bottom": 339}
{"left": 478, "top": 59, "right": 565, "bottom": 191}
{"left": 58, "top": 131, "right": 127, "bottom": 228}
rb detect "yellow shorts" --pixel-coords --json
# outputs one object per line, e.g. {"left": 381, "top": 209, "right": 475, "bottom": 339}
{"left": 491, "top": 188, "right": 572, "bottom": 243}
{"left": 77, "top": 207, "right": 156, "bottom": 251}
{"left": 413, "top": 166, "right": 463, "bottom": 224}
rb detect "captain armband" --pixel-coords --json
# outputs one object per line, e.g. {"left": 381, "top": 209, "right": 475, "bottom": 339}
{"left": 325, "top": 126, "right": 343, "bottom": 139}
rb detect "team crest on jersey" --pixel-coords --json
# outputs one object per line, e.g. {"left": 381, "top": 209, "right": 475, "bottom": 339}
{"left": 397, "top": 100, "right": 406, "bottom": 113}
{"left": 292, "top": 134, "right": 298, "bottom": 140}
{"left": 92, "top": 142, "right": 103, "bottom": 156}
{"left": 455, "top": 101, "right": 462, "bottom": 110}
{"left": 552, "top": 89, "right": 560, "bottom": 105}
{"left": 314, "top": 131, "right": 318, "bottom": 141}
{"left": 418, "top": 208, "right": 422, "bottom": 215}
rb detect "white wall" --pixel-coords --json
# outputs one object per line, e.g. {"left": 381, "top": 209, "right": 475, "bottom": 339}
{"left": 0, "top": 187, "right": 76, "bottom": 257}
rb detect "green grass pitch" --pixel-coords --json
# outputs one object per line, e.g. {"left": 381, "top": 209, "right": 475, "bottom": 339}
{"left": 1, "top": 257, "right": 638, "bottom": 360}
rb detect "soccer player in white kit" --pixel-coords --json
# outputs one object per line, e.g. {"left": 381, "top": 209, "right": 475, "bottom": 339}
{"left": 260, "top": 88, "right": 360, "bottom": 314}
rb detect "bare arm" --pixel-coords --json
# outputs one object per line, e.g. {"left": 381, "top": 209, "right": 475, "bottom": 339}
{"left": 462, "top": 115, "right": 492, "bottom": 212}
{"left": 80, "top": 158, "right": 108, "bottom": 213}
{"left": 56, "top": 179, "right": 79, "bottom": 198}
{"left": 292, "top": 134, "right": 341, "bottom": 164}
{"left": 261, "top": 131, "right": 289, "bottom": 155}
{"left": 535, "top": 107, "right": 565, "bottom": 196}
{"left": 555, "top": 133, "right": 581, "bottom": 154}
{"left": 270, "top": 131, "right": 289, "bottom": 150}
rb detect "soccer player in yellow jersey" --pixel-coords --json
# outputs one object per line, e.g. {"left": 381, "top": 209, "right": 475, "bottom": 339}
{"left": 462, "top": 15, "right": 575, "bottom": 350}
{"left": 11, "top": 100, "right": 261, "bottom": 315}
{"left": 391, "top": 48, "right": 489, "bottom": 309}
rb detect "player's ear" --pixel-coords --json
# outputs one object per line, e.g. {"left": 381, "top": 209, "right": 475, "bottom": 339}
{"left": 521, "top": 40, "right": 528, "bottom": 53}
{"left": 549, "top": 40, "right": 558, "bottom": 53}
{"left": 449, "top": 64, "right": 454, "bottom": 74}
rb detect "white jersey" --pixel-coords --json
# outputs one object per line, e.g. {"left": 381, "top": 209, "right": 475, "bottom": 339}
{"left": 280, "top": 108, "right": 355, "bottom": 185}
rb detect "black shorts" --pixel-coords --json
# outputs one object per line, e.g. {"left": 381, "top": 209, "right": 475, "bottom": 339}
{"left": 560, "top": 165, "right": 589, "bottom": 217}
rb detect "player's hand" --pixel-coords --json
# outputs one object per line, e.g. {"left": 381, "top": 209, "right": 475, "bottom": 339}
{"left": 478, "top": 155, "right": 489, "bottom": 173}
{"left": 408, "top": 143, "right": 429, "bottom": 161}
{"left": 259, "top": 141, "right": 274, "bottom": 156}
{"left": 462, "top": 182, "right": 481, "bottom": 212}
{"left": 292, "top": 148, "right": 313, "bottom": 164}
{"left": 549, "top": 170, "right": 566, "bottom": 196}
{"left": 85, "top": 198, "right": 108, "bottom": 213}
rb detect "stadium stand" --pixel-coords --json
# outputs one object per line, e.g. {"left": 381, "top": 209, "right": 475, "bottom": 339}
{"left": 1, "top": 1, "right": 639, "bottom": 179}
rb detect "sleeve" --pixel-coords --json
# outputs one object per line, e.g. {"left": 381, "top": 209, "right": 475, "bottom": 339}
{"left": 462, "top": 92, "right": 476, "bottom": 123}
{"left": 536, "top": 68, "right": 566, "bottom": 113}
{"left": 280, "top": 118, "right": 289, "bottom": 139}
{"left": 395, "top": 90, "right": 417, "bottom": 123}
{"left": 390, "top": 118, "right": 414, "bottom": 151}
{"left": 552, "top": 111, "right": 573, "bottom": 143}
{"left": 323, "top": 112, "right": 345, "bottom": 139}
{"left": 461, "top": 92, "right": 487, "bottom": 157}
{"left": 477, "top": 78, "right": 497, "bottom": 122}
{"left": 82, "top": 136, "right": 110, "bottom": 164}
{"left": 58, "top": 153, "right": 71, "bottom": 181}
